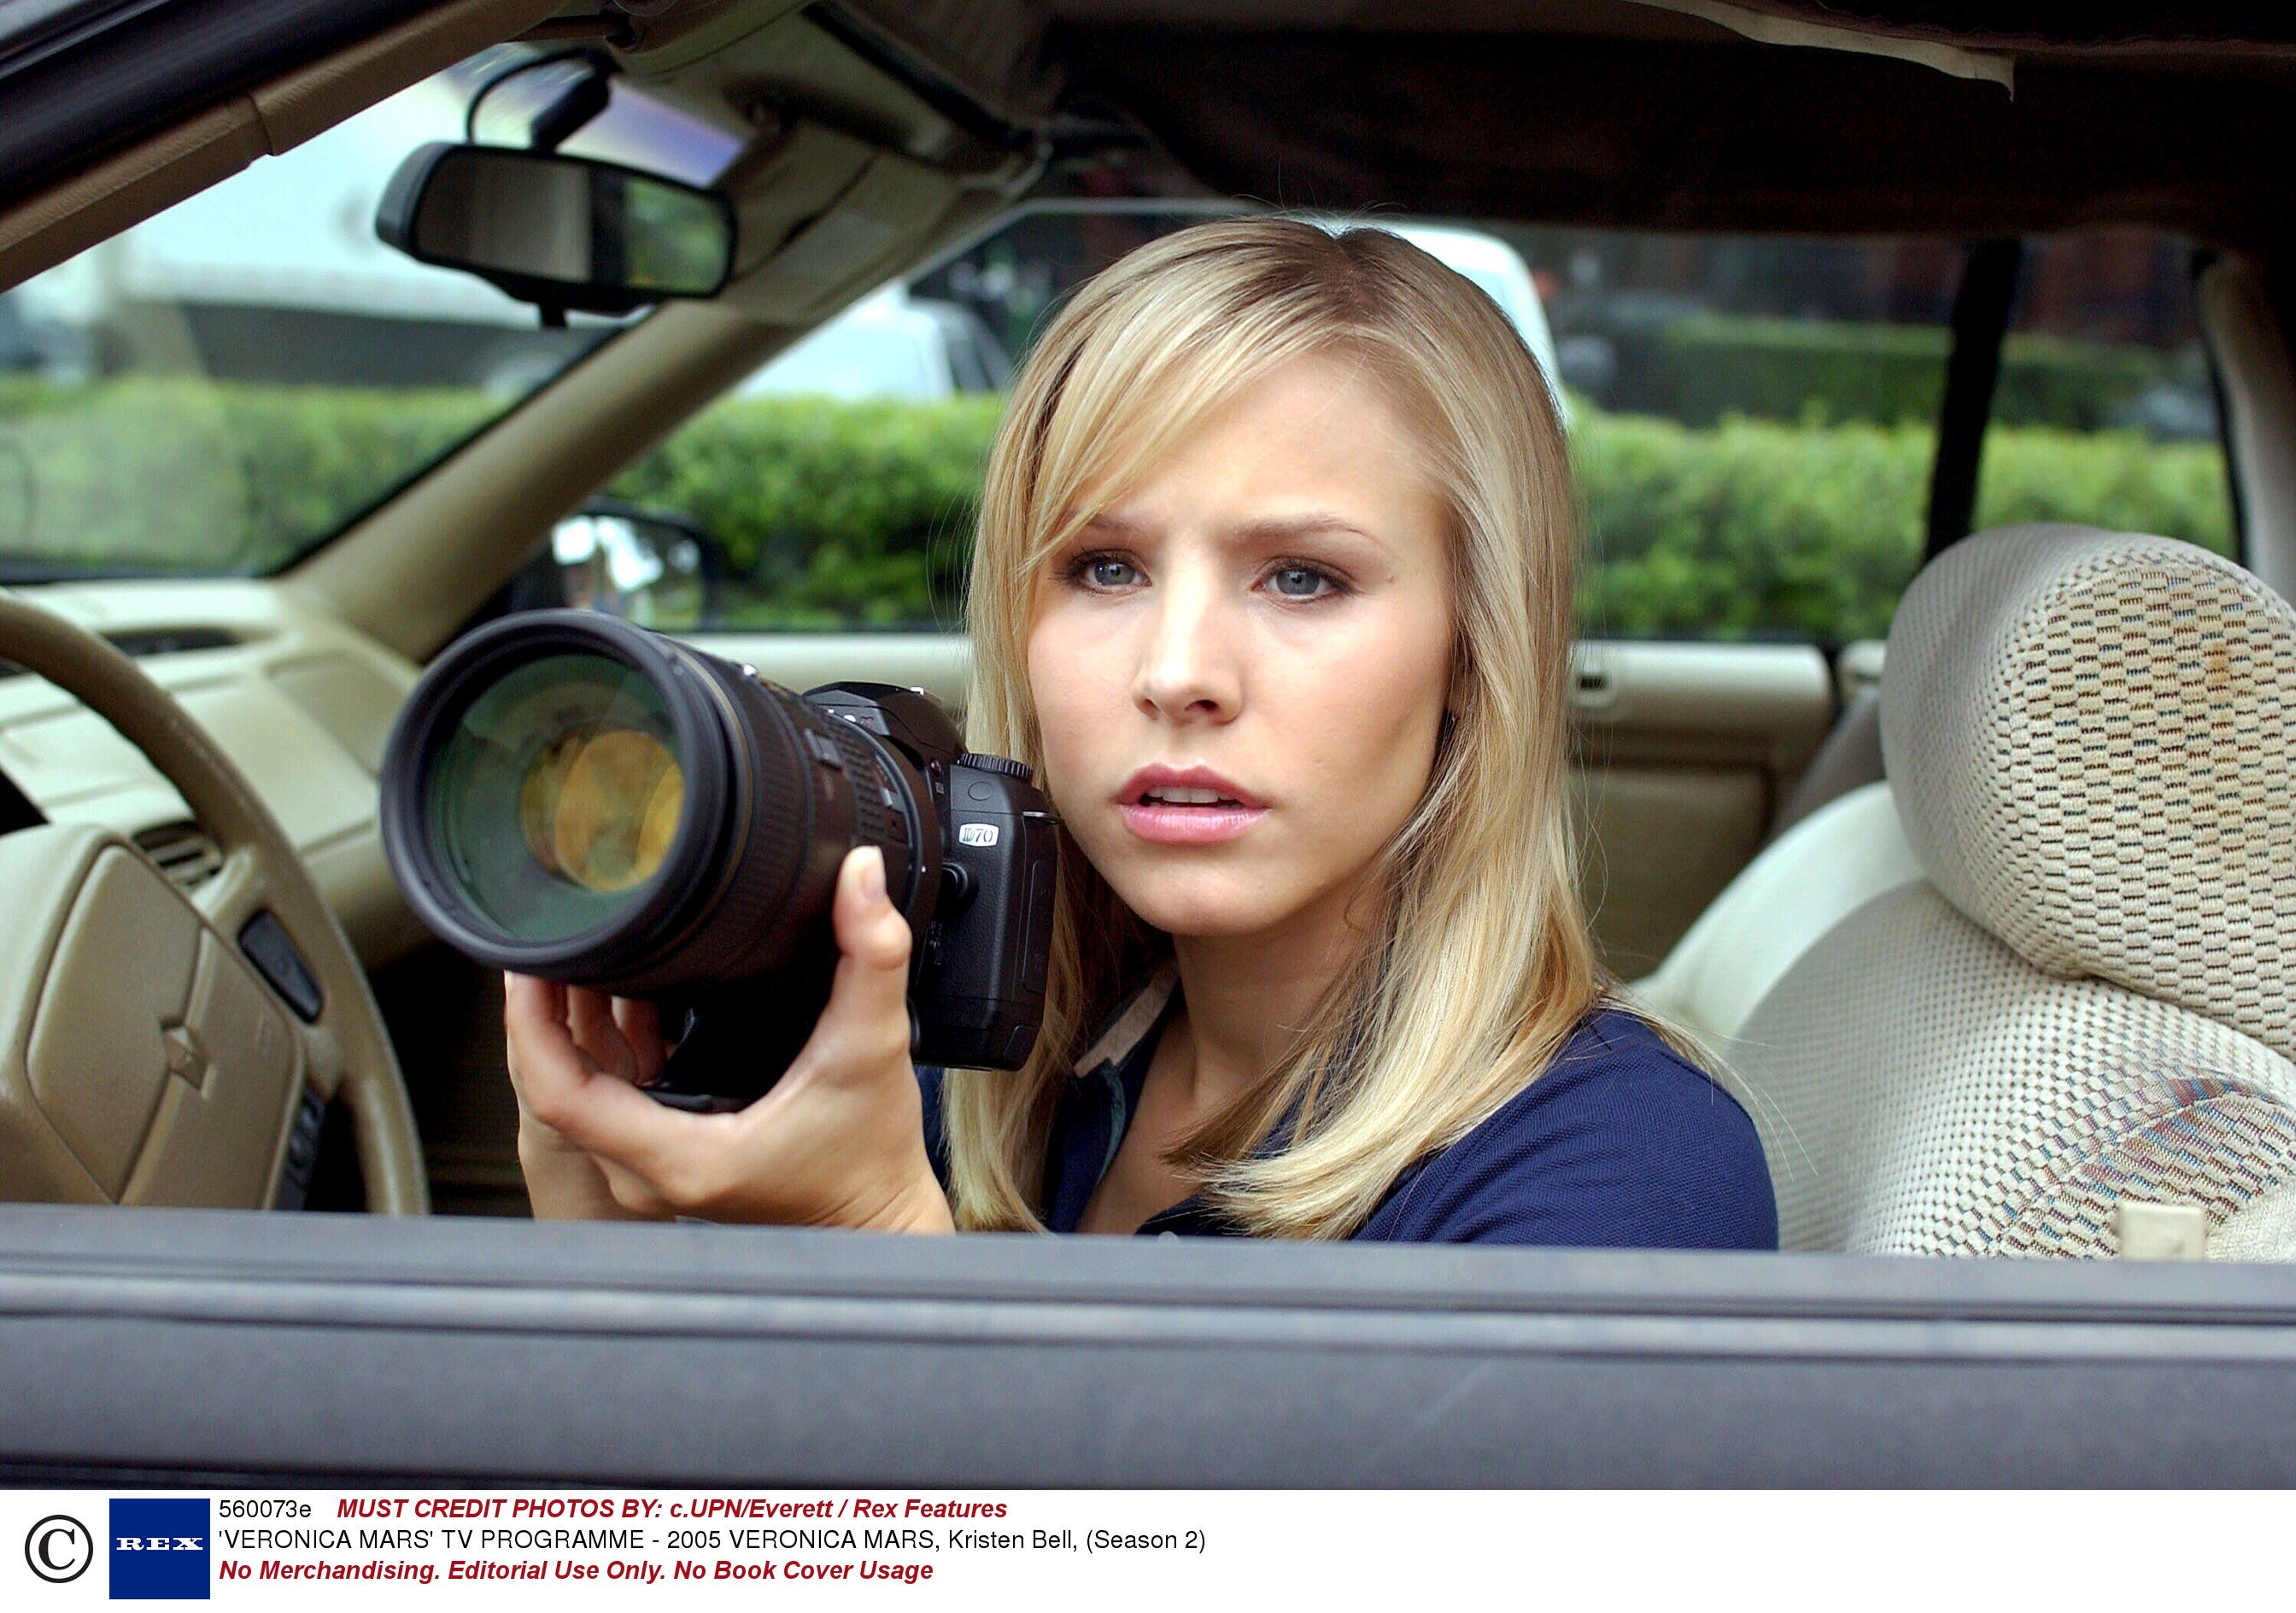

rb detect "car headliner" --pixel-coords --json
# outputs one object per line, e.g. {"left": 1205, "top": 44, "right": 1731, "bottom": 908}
{"left": 1026, "top": 1, "right": 2296, "bottom": 246}
{"left": 10, "top": 3, "right": 2296, "bottom": 255}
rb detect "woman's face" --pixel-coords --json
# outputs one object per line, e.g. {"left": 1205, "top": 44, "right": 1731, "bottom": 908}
{"left": 1028, "top": 350, "right": 1456, "bottom": 945}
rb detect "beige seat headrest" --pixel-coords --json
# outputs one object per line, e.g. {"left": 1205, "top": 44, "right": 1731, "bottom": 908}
{"left": 1880, "top": 523, "right": 2296, "bottom": 1063}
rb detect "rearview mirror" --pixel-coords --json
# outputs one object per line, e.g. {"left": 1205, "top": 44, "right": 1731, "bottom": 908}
{"left": 376, "top": 143, "right": 735, "bottom": 314}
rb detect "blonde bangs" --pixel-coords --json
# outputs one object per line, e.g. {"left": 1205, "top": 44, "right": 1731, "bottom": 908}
{"left": 1017, "top": 289, "right": 1350, "bottom": 576}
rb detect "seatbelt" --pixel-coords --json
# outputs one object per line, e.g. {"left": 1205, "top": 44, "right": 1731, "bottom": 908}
{"left": 1925, "top": 238, "right": 2024, "bottom": 562}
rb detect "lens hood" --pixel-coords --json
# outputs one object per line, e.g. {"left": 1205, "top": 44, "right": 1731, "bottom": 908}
{"left": 379, "top": 610, "right": 740, "bottom": 982}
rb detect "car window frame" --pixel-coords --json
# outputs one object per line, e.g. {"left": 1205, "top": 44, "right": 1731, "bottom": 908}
{"left": 0, "top": 0, "right": 424, "bottom": 212}
{"left": 3, "top": 1203, "right": 2292, "bottom": 1485}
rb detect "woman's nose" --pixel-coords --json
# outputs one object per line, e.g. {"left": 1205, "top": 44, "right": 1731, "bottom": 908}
{"left": 1130, "top": 570, "right": 1239, "bottom": 723}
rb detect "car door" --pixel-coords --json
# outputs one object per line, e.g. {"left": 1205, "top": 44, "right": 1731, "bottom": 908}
{"left": 4, "top": 1205, "right": 2294, "bottom": 1485}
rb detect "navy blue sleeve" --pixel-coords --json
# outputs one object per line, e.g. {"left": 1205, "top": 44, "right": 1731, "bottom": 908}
{"left": 1356, "top": 1013, "right": 1778, "bottom": 1250}
{"left": 916, "top": 1065, "right": 952, "bottom": 1193}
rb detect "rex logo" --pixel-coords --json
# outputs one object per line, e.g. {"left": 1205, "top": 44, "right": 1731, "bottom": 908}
{"left": 108, "top": 1499, "right": 210, "bottom": 1600}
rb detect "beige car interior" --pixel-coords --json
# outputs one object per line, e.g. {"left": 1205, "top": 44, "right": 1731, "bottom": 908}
{"left": 0, "top": 594, "right": 426, "bottom": 1211}
{"left": 1631, "top": 781, "right": 1919, "bottom": 1045}
{"left": 1, "top": 3, "right": 2293, "bottom": 1252}
{"left": 1643, "top": 525, "right": 2295, "bottom": 1261}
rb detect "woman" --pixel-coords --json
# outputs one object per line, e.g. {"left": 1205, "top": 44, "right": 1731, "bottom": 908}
{"left": 506, "top": 218, "right": 1778, "bottom": 1246}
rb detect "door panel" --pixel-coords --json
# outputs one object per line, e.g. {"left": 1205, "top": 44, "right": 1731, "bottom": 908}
{"left": 1570, "top": 640, "right": 1836, "bottom": 974}
{"left": 1571, "top": 762, "right": 1769, "bottom": 976}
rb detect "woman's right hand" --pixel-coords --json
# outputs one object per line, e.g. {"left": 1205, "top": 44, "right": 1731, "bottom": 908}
{"left": 505, "top": 978, "right": 676, "bottom": 1220}
{"left": 499, "top": 846, "right": 952, "bottom": 1232}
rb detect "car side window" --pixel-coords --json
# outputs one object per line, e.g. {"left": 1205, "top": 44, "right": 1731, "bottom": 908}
{"left": 1972, "top": 231, "right": 2231, "bottom": 560}
{"left": 0, "top": 53, "right": 720, "bottom": 585}
{"left": 1543, "top": 227, "right": 2231, "bottom": 643}
{"left": 535, "top": 282, "right": 1004, "bottom": 634}
{"left": 570, "top": 208, "right": 1568, "bottom": 633}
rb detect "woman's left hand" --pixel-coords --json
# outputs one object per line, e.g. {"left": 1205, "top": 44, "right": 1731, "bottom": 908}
{"left": 506, "top": 844, "right": 956, "bottom": 1234}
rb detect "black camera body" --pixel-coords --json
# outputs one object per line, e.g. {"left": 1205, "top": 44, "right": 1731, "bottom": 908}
{"left": 377, "top": 612, "right": 1057, "bottom": 1112}
{"left": 806, "top": 682, "right": 1058, "bottom": 1071}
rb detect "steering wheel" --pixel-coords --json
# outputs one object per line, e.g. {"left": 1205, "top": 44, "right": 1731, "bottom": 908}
{"left": 0, "top": 592, "right": 426, "bottom": 1211}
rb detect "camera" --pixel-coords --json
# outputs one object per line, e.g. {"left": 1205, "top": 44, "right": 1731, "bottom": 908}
{"left": 378, "top": 610, "right": 1057, "bottom": 1111}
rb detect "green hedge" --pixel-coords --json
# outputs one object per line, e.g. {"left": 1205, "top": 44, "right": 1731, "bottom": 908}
{"left": 605, "top": 395, "right": 1004, "bottom": 630}
{"left": 0, "top": 379, "right": 2232, "bottom": 641}
{"left": 0, "top": 375, "right": 496, "bottom": 573}
{"left": 625, "top": 396, "right": 2229, "bottom": 642}
{"left": 1650, "top": 315, "right": 2182, "bottom": 430}
{"left": 1575, "top": 412, "right": 2233, "bottom": 641}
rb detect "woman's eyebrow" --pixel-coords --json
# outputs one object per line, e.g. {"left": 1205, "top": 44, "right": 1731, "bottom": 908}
{"left": 1230, "top": 513, "right": 1388, "bottom": 550}
{"left": 1085, "top": 511, "right": 1389, "bottom": 550}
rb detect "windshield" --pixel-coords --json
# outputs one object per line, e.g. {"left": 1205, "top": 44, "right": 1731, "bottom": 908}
{"left": 0, "top": 50, "right": 741, "bottom": 581}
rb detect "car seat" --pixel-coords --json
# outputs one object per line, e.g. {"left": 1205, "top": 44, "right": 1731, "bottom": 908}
{"left": 1764, "top": 683, "right": 1883, "bottom": 844}
{"left": 1679, "top": 524, "right": 2296, "bottom": 1259}
{"left": 1631, "top": 780, "right": 1922, "bottom": 1041}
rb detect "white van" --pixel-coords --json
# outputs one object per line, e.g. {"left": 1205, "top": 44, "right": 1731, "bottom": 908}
{"left": 735, "top": 282, "right": 1010, "bottom": 403}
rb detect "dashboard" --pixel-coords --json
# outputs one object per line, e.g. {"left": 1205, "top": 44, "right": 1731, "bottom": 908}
{"left": 0, "top": 579, "right": 430, "bottom": 968}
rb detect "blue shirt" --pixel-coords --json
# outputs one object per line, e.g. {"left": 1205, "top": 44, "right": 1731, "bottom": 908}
{"left": 917, "top": 968, "right": 1778, "bottom": 1248}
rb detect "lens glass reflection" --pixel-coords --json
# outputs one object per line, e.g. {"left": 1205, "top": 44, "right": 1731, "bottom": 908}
{"left": 430, "top": 653, "right": 686, "bottom": 943}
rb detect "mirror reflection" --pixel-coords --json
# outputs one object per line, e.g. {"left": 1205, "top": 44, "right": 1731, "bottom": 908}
{"left": 389, "top": 143, "right": 733, "bottom": 308}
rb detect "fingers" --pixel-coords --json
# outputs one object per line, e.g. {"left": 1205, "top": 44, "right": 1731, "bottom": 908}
{"left": 496, "top": 849, "right": 918, "bottom": 1226}
{"left": 507, "top": 972, "right": 660, "bottom": 1088}
{"left": 796, "top": 846, "right": 914, "bottom": 1077}
{"left": 503, "top": 970, "right": 565, "bottom": 1031}
{"left": 567, "top": 987, "right": 637, "bottom": 1082}
{"left": 502, "top": 972, "right": 720, "bottom": 1190}
{"left": 612, "top": 996, "right": 669, "bottom": 1084}
{"left": 503, "top": 973, "right": 575, "bottom": 1095}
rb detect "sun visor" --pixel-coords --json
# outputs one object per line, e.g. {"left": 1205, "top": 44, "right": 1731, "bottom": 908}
{"left": 712, "top": 120, "right": 980, "bottom": 323}
{"left": 829, "top": 0, "right": 1063, "bottom": 124}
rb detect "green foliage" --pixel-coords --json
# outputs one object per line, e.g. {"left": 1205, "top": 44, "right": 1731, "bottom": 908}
{"left": 1574, "top": 412, "right": 2230, "bottom": 642}
{"left": 603, "top": 395, "right": 1002, "bottom": 630}
{"left": 1654, "top": 314, "right": 2178, "bottom": 429}
{"left": 0, "top": 378, "right": 2231, "bottom": 643}
{"left": 0, "top": 377, "right": 493, "bottom": 572}
{"left": 1975, "top": 425, "right": 2235, "bottom": 554}
{"left": 1575, "top": 414, "right": 1936, "bottom": 642}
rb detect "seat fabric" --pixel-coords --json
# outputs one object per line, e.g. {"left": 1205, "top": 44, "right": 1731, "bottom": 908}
{"left": 1708, "top": 524, "right": 2296, "bottom": 1258}
{"left": 1631, "top": 780, "right": 1920, "bottom": 1042}
{"left": 1729, "top": 881, "right": 2296, "bottom": 1255}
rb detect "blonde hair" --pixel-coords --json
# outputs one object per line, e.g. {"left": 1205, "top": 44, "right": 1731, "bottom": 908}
{"left": 946, "top": 216, "right": 1665, "bottom": 1238}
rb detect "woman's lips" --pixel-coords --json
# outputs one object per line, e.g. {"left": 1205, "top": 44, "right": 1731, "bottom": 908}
{"left": 1116, "top": 800, "right": 1268, "bottom": 844}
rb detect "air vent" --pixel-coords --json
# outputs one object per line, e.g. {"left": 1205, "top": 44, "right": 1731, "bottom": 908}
{"left": 134, "top": 821, "right": 223, "bottom": 892}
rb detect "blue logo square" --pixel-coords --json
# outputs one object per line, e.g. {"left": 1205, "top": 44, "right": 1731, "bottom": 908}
{"left": 108, "top": 1499, "right": 210, "bottom": 1600}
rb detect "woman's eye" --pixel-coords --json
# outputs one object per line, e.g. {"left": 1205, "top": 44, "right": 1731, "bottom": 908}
{"left": 1057, "top": 551, "right": 1140, "bottom": 590}
{"left": 1074, "top": 554, "right": 1138, "bottom": 589}
{"left": 1267, "top": 564, "right": 1340, "bottom": 600}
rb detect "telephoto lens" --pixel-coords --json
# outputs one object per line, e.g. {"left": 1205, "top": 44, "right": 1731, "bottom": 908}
{"left": 379, "top": 610, "right": 1058, "bottom": 1110}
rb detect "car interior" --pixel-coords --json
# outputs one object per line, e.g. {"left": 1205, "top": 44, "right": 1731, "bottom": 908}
{"left": 0, "top": 0, "right": 2290, "bottom": 1265}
